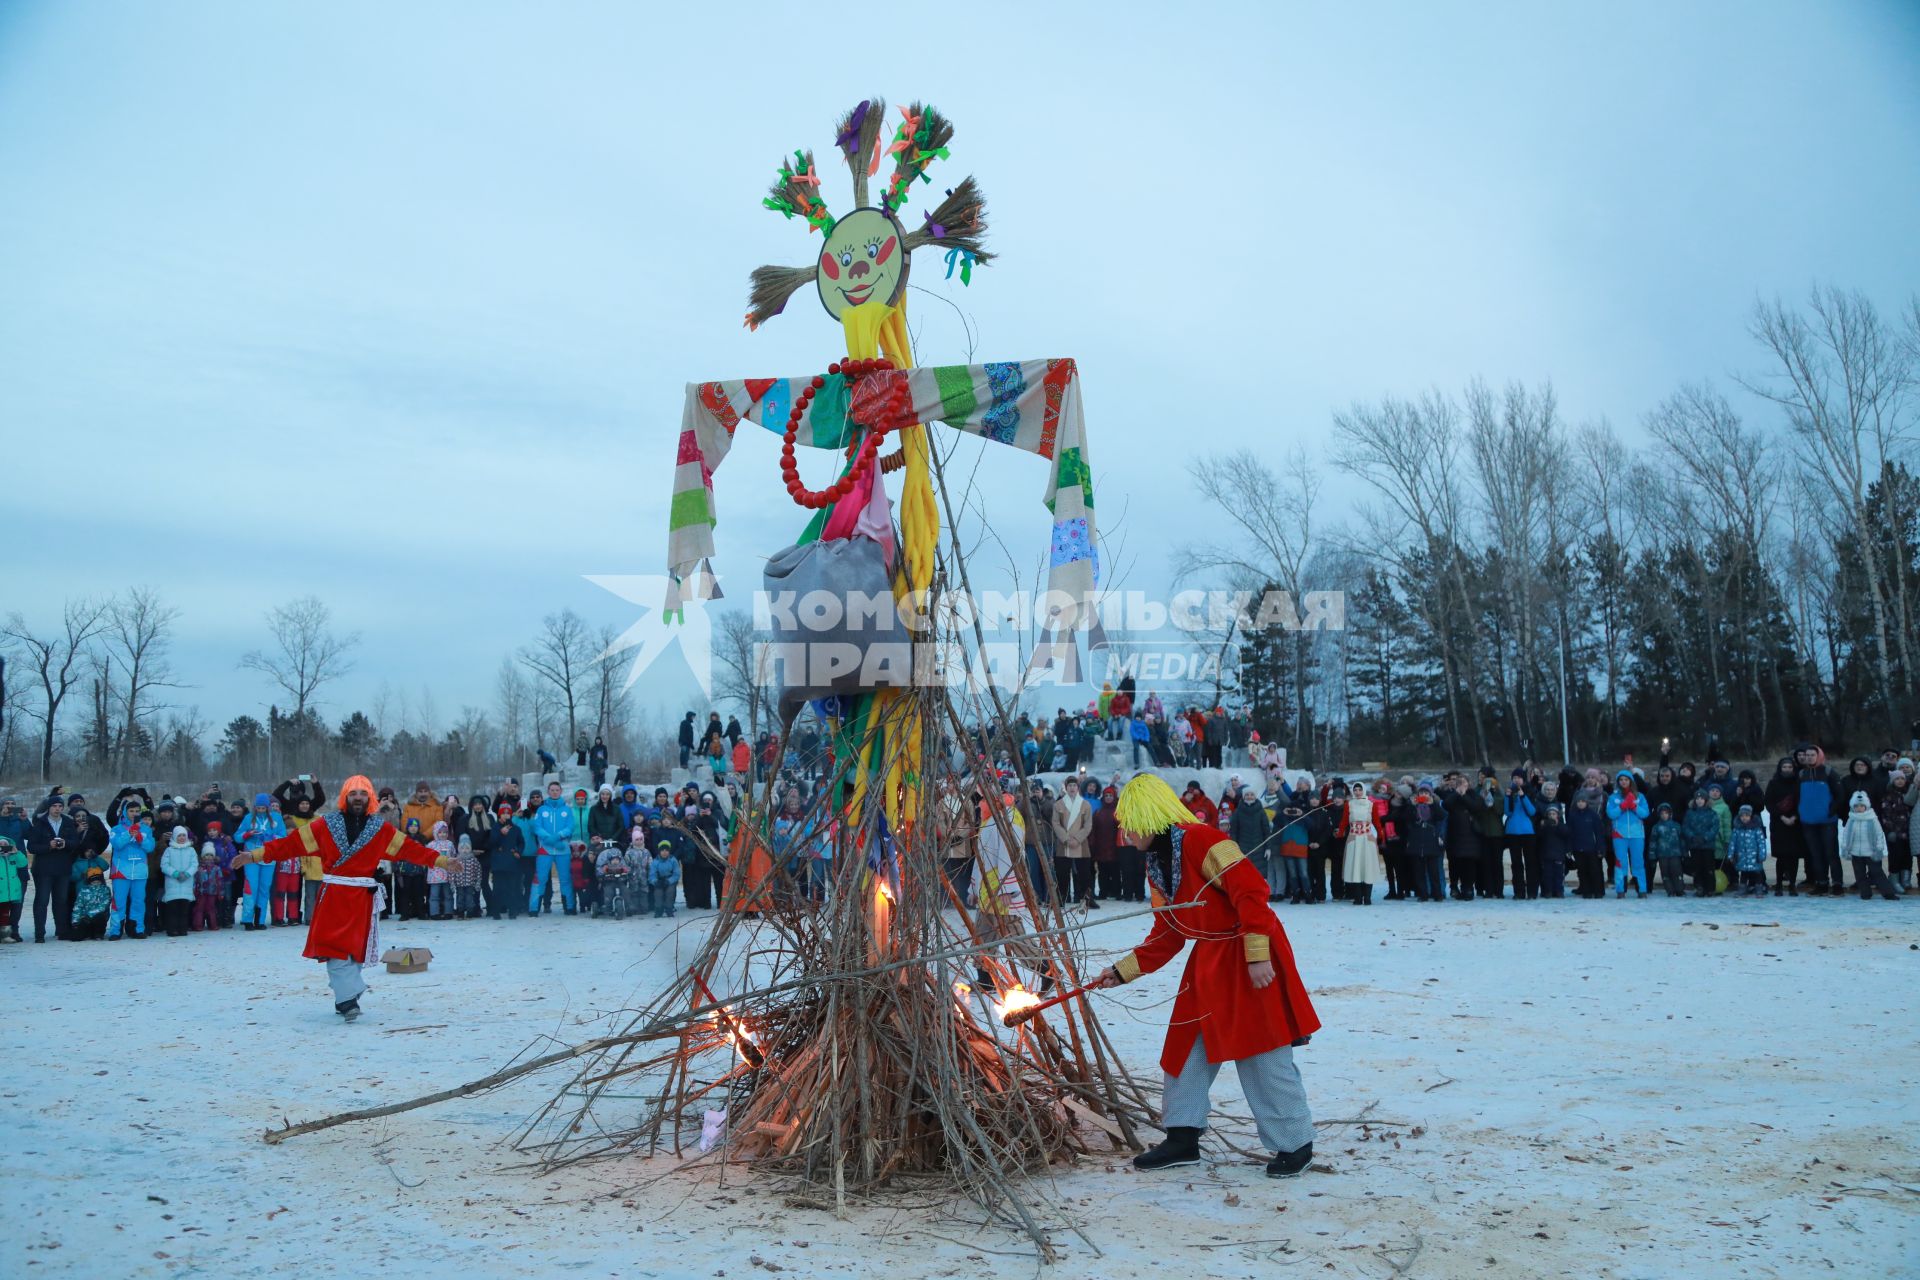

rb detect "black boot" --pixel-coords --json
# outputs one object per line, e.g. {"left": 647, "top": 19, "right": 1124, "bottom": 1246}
{"left": 335, "top": 997, "right": 361, "bottom": 1023}
{"left": 1266, "top": 1141, "right": 1313, "bottom": 1178}
{"left": 1133, "top": 1126, "right": 1203, "bottom": 1170}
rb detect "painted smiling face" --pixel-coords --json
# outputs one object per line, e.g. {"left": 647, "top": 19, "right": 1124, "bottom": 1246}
{"left": 816, "top": 206, "right": 907, "bottom": 320}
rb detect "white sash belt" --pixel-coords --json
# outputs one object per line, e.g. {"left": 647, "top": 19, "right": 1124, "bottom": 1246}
{"left": 322, "top": 874, "right": 385, "bottom": 967}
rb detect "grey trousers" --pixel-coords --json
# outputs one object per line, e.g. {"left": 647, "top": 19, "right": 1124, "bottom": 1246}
{"left": 1162, "top": 1038, "right": 1314, "bottom": 1154}
{"left": 325, "top": 958, "right": 367, "bottom": 1008}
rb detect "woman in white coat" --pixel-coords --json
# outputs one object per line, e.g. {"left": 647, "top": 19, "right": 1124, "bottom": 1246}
{"left": 1341, "top": 783, "right": 1383, "bottom": 905}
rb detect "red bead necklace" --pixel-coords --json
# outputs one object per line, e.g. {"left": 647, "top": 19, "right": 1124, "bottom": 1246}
{"left": 781, "top": 357, "right": 898, "bottom": 511}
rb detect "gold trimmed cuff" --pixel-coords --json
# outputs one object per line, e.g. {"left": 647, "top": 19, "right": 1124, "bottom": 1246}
{"left": 1242, "top": 932, "right": 1271, "bottom": 963}
{"left": 1115, "top": 952, "right": 1143, "bottom": 983}
{"left": 1200, "top": 839, "right": 1246, "bottom": 881}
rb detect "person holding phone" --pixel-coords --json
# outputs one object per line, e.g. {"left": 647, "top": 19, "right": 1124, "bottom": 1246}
{"left": 28, "top": 797, "right": 78, "bottom": 941}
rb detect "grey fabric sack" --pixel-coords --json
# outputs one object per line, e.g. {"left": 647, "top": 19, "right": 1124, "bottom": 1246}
{"left": 762, "top": 537, "right": 911, "bottom": 708}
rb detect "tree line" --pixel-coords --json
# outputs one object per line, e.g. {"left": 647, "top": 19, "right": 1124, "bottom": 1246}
{"left": 1200, "top": 284, "right": 1920, "bottom": 767}
{"left": 0, "top": 594, "right": 674, "bottom": 788}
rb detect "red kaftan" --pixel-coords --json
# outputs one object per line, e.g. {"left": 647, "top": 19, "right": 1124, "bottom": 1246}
{"left": 253, "top": 814, "right": 437, "bottom": 963}
{"left": 1117, "top": 823, "right": 1321, "bottom": 1075}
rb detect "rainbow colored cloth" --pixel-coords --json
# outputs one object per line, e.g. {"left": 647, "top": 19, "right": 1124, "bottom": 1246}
{"left": 665, "top": 358, "right": 1098, "bottom": 630}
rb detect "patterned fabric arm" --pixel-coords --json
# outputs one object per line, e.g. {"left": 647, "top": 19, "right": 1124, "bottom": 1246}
{"left": 665, "top": 359, "right": 1096, "bottom": 629}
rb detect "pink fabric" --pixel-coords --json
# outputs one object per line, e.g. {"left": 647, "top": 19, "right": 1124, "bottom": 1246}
{"left": 818, "top": 453, "right": 895, "bottom": 568}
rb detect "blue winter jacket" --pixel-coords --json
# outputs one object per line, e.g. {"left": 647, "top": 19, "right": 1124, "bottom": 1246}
{"left": 533, "top": 798, "right": 576, "bottom": 856}
{"left": 1605, "top": 776, "right": 1650, "bottom": 839}
{"left": 1730, "top": 822, "right": 1768, "bottom": 872}
{"left": 1797, "top": 772, "right": 1834, "bottom": 826}
{"left": 1503, "top": 791, "right": 1537, "bottom": 836}
{"left": 234, "top": 810, "right": 286, "bottom": 852}
{"left": 108, "top": 821, "right": 154, "bottom": 879}
{"left": 1566, "top": 803, "right": 1604, "bottom": 853}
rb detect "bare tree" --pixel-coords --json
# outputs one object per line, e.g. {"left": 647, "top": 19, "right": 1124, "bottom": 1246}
{"left": 239, "top": 596, "right": 360, "bottom": 722}
{"left": 1573, "top": 419, "right": 1641, "bottom": 743}
{"left": 104, "top": 586, "right": 182, "bottom": 771}
{"left": 494, "top": 658, "right": 531, "bottom": 771}
{"left": 711, "top": 609, "right": 777, "bottom": 730}
{"left": 1743, "top": 286, "right": 1915, "bottom": 735}
{"left": 519, "top": 609, "right": 597, "bottom": 749}
{"left": 1179, "top": 446, "right": 1323, "bottom": 742}
{"left": 1465, "top": 378, "right": 1564, "bottom": 754}
{"left": 366, "top": 681, "right": 391, "bottom": 733}
{"left": 1643, "top": 382, "right": 1790, "bottom": 739}
{"left": 159, "top": 707, "right": 211, "bottom": 776}
{"left": 587, "top": 622, "right": 633, "bottom": 744}
{"left": 1333, "top": 390, "right": 1489, "bottom": 760}
{"left": 2, "top": 598, "right": 112, "bottom": 781}
{"left": 0, "top": 652, "right": 27, "bottom": 777}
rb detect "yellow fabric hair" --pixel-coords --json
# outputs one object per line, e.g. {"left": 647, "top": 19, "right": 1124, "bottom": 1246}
{"left": 835, "top": 303, "right": 935, "bottom": 829}
{"left": 1114, "top": 774, "right": 1197, "bottom": 837}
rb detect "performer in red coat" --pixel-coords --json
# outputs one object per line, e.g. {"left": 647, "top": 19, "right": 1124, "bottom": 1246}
{"left": 230, "top": 774, "right": 450, "bottom": 1022}
{"left": 1095, "top": 773, "right": 1321, "bottom": 1177}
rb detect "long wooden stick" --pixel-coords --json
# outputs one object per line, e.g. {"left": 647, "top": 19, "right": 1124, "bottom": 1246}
{"left": 260, "top": 1034, "right": 635, "bottom": 1145}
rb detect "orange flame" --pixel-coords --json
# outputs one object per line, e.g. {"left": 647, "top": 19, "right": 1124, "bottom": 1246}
{"left": 993, "top": 984, "right": 1041, "bottom": 1025}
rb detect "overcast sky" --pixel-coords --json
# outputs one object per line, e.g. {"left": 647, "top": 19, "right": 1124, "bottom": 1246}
{"left": 3, "top": 0, "right": 1917, "bottom": 743}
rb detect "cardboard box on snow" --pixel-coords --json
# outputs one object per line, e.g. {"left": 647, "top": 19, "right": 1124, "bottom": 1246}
{"left": 380, "top": 947, "right": 434, "bottom": 974}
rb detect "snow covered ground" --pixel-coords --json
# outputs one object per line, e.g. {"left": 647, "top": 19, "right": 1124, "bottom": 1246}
{"left": 9, "top": 895, "right": 1917, "bottom": 1279}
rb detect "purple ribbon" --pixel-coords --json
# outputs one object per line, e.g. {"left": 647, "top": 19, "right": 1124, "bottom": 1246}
{"left": 921, "top": 211, "right": 945, "bottom": 239}
{"left": 835, "top": 100, "right": 871, "bottom": 150}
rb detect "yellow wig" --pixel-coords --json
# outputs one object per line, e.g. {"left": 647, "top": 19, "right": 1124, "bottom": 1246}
{"left": 1114, "top": 774, "right": 1197, "bottom": 838}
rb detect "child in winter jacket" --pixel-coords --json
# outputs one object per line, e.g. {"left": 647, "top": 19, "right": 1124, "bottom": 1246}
{"left": 595, "top": 841, "right": 634, "bottom": 916}
{"left": 1729, "top": 806, "right": 1769, "bottom": 896}
{"left": 159, "top": 826, "right": 198, "bottom": 937}
{"left": 452, "top": 834, "right": 482, "bottom": 918}
{"left": 426, "top": 822, "right": 455, "bottom": 920}
{"left": 1567, "top": 795, "right": 1606, "bottom": 899}
{"left": 0, "top": 837, "right": 26, "bottom": 942}
{"left": 1275, "top": 802, "right": 1314, "bottom": 904}
{"left": 1537, "top": 804, "right": 1570, "bottom": 898}
{"left": 192, "top": 848, "right": 227, "bottom": 931}
{"left": 573, "top": 840, "right": 598, "bottom": 915}
{"left": 648, "top": 840, "right": 682, "bottom": 918}
{"left": 1839, "top": 791, "right": 1899, "bottom": 900}
{"left": 202, "top": 823, "right": 238, "bottom": 927}
{"left": 1706, "top": 786, "right": 1733, "bottom": 870}
{"left": 270, "top": 839, "right": 303, "bottom": 926}
{"left": 1682, "top": 794, "right": 1721, "bottom": 898}
{"left": 71, "top": 853, "right": 111, "bottom": 940}
{"left": 1647, "top": 804, "right": 1687, "bottom": 897}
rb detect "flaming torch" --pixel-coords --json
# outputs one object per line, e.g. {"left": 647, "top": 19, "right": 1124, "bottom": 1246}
{"left": 999, "top": 981, "right": 1099, "bottom": 1028}
{"left": 993, "top": 983, "right": 1043, "bottom": 1027}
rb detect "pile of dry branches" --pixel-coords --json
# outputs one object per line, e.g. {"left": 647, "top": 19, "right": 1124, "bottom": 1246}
{"left": 266, "top": 666, "right": 1161, "bottom": 1255}
{"left": 513, "top": 680, "right": 1159, "bottom": 1249}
